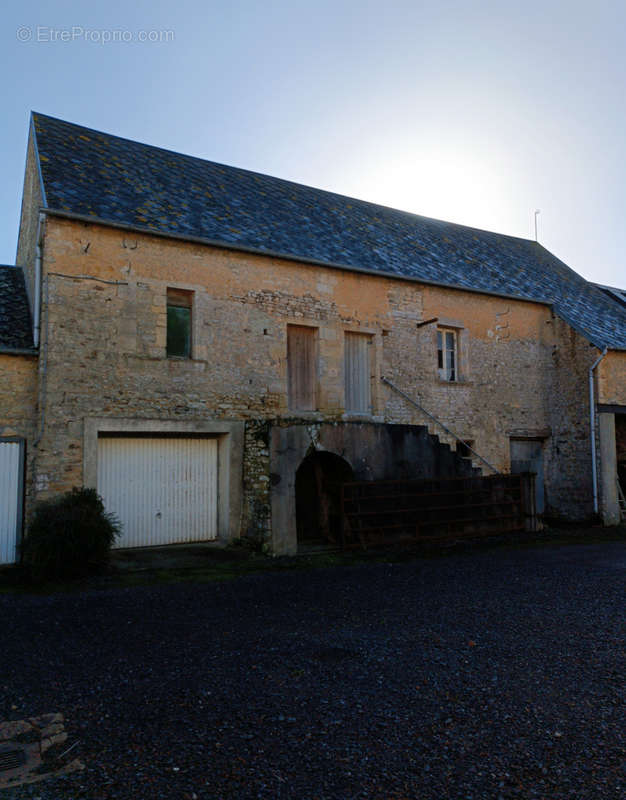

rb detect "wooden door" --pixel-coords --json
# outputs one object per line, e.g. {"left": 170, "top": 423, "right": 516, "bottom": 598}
{"left": 510, "top": 439, "right": 545, "bottom": 514}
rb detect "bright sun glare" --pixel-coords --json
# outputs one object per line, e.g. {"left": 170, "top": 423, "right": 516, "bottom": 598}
{"left": 353, "top": 149, "right": 510, "bottom": 234}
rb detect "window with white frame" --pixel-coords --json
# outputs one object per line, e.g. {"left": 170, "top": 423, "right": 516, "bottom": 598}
{"left": 437, "top": 327, "right": 458, "bottom": 381}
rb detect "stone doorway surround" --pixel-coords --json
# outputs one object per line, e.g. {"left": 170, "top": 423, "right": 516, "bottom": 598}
{"left": 295, "top": 451, "right": 354, "bottom": 545}
{"left": 598, "top": 406, "right": 626, "bottom": 524}
{"left": 82, "top": 417, "right": 244, "bottom": 544}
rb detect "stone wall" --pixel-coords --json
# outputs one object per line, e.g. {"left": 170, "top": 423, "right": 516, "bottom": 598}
{"left": 385, "top": 284, "right": 556, "bottom": 469}
{"left": 15, "top": 129, "right": 43, "bottom": 304}
{"left": 545, "top": 318, "right": 598, "bottom": 519}
{"left": 0, "top": 354, "right": 37, "bottom": 440}
{"left": 242, "top": 420, "right": 271, "bottom": 543}
{"left": 21, "top": 214, "right": 604, "bottom": 542}
{"left": 269, "top": 420, "right": 478, "bottom": 553}
{"left": 0, "top": 353, "right": 38, "bottom": 512}
{"left": 598, "top": 351, "right": 626, "bottom": 405}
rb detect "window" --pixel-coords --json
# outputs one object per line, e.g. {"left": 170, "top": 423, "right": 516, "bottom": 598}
{"left": 437, "top": 328, "right": 458, "bottom": 381}
{"left": 345, "top": 332, "right": 372, "bottom": 413}
{"left": 167, "top": 288, "right": 193, "bottom": 358}
{"left": 287, "top": 325, "right": 317, "bottom": 410}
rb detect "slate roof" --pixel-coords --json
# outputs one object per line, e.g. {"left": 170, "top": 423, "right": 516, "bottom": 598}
{"left": 593, "top": 283, "right": 626, "bottom": 310}
{"left": 32, "top": 112, "right": 626, "bottom": 350}
{"left": 0, "top": 266, "right": 33, "bottom": 351}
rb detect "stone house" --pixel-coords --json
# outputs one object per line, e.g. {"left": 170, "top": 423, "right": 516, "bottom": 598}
{"left": 1, "top": 112, "right": 625, "bottom": 561}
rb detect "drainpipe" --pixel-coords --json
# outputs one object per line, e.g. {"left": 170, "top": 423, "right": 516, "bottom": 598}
{"left": 589, "top": 346, "right": 608, "bottom": 514}
{"left": 33, "top": 212, "right": 46, "bottom": 348}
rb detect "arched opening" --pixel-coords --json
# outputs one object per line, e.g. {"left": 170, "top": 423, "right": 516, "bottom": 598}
{"left": 296, "top": 451, "right": 354, "bottom": 545}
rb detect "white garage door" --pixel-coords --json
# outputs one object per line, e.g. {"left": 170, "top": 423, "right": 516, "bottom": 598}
{"left": 0, "top": 440, "right": 23, "bottom": 565}
{"left": 97, "top": 436, "right": 218, "bottom": 549}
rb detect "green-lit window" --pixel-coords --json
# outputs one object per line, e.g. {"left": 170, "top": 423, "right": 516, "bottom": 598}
{"left": 167, "top": 288, "right": 193, "bottom": 358}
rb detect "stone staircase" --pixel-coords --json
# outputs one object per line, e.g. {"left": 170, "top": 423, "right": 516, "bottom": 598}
{"left": 381, "top": 376, "right": 492, "bottom": 476}
{"left": 427, "top": 425, "right": 484, "bottom": 474}
{"left": 424, "top": 426, "right": 483, "bottom": 478}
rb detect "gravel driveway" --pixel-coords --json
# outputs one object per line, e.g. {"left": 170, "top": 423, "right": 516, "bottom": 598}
{"left": 1, "top": 542, "right": 625, "bottom": 799}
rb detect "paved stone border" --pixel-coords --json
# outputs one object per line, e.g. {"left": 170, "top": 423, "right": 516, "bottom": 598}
{"left": 0, "top": 713, "right": 83, "bottom": 788}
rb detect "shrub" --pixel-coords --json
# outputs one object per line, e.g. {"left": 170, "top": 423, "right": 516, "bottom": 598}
{"left": 22, "top": 487, "right": 121, "bottom": 582}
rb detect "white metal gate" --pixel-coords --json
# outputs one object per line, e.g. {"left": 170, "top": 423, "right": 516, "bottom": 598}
{"left": 0, "top": 439, "right": 24, "bottom": 565}
{"left": 97, "top": 436, "right": 218, "bottom": 549}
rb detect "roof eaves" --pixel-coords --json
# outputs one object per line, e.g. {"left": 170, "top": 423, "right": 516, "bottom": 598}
{"left": 41, "top": 207, "right": 557, "bottom": 310}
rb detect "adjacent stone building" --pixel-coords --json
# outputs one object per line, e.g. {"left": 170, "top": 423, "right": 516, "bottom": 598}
{"left": 1, "top": 112, "right": 625, "bottom": 561}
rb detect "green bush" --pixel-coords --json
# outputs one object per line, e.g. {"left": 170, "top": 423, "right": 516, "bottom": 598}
{"left": 22, "top": 487, "right": 121, "bottom": 582}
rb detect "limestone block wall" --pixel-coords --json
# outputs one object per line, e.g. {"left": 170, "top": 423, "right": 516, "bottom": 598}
{"left": 384, "top": 284, "right": 554, "bottom": 467}
{"left": 545, "top": 319, "right": 598, "bottom": 518}
{"left": 27, "top": 215, "right": 599, "bottom": 534}
{"left": 598, "top": 351, "right": 626, "bottom": 406}
{"left": 0, "top": 355, "right": 37, "bottom": 439}
{"left": 0, "top": 353, "right": 38, "bottom": 511}
{"left": 15, "top": 130, "right": 44, "bottom": 304}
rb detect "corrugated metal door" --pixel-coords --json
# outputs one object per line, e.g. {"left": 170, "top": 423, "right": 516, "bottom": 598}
{"left": 97, "top": 436, "right": 218, "bottom": 549}
{"left": 0, "top": 440, "right": 23, "bottom": 565}
{"left": 345, "top": 332, "right": 372, "bottom": 413}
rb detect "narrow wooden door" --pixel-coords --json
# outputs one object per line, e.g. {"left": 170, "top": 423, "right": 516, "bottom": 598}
{"left": 287, "top": 325, "right": 316, "bottom": 411}
{"left": 510, "top": 439, "right": 545, "bottom": 514}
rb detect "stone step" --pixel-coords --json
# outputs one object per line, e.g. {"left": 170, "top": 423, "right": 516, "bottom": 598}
{"left": 424, "top": 427, "right": 483, "bottom": 476}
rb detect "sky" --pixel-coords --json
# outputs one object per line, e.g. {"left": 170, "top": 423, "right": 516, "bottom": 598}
{"left": 1, "top": 0, "right": 625, "bottom": 288}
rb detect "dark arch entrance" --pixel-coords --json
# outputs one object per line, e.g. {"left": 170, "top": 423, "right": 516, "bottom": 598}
{"left": 296, "top": 451, "right": 354, "bottom": 545}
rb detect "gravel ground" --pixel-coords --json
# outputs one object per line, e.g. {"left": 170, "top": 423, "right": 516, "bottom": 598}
{"left": 1, "top": 542, "right": 625, "bottom": 799}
